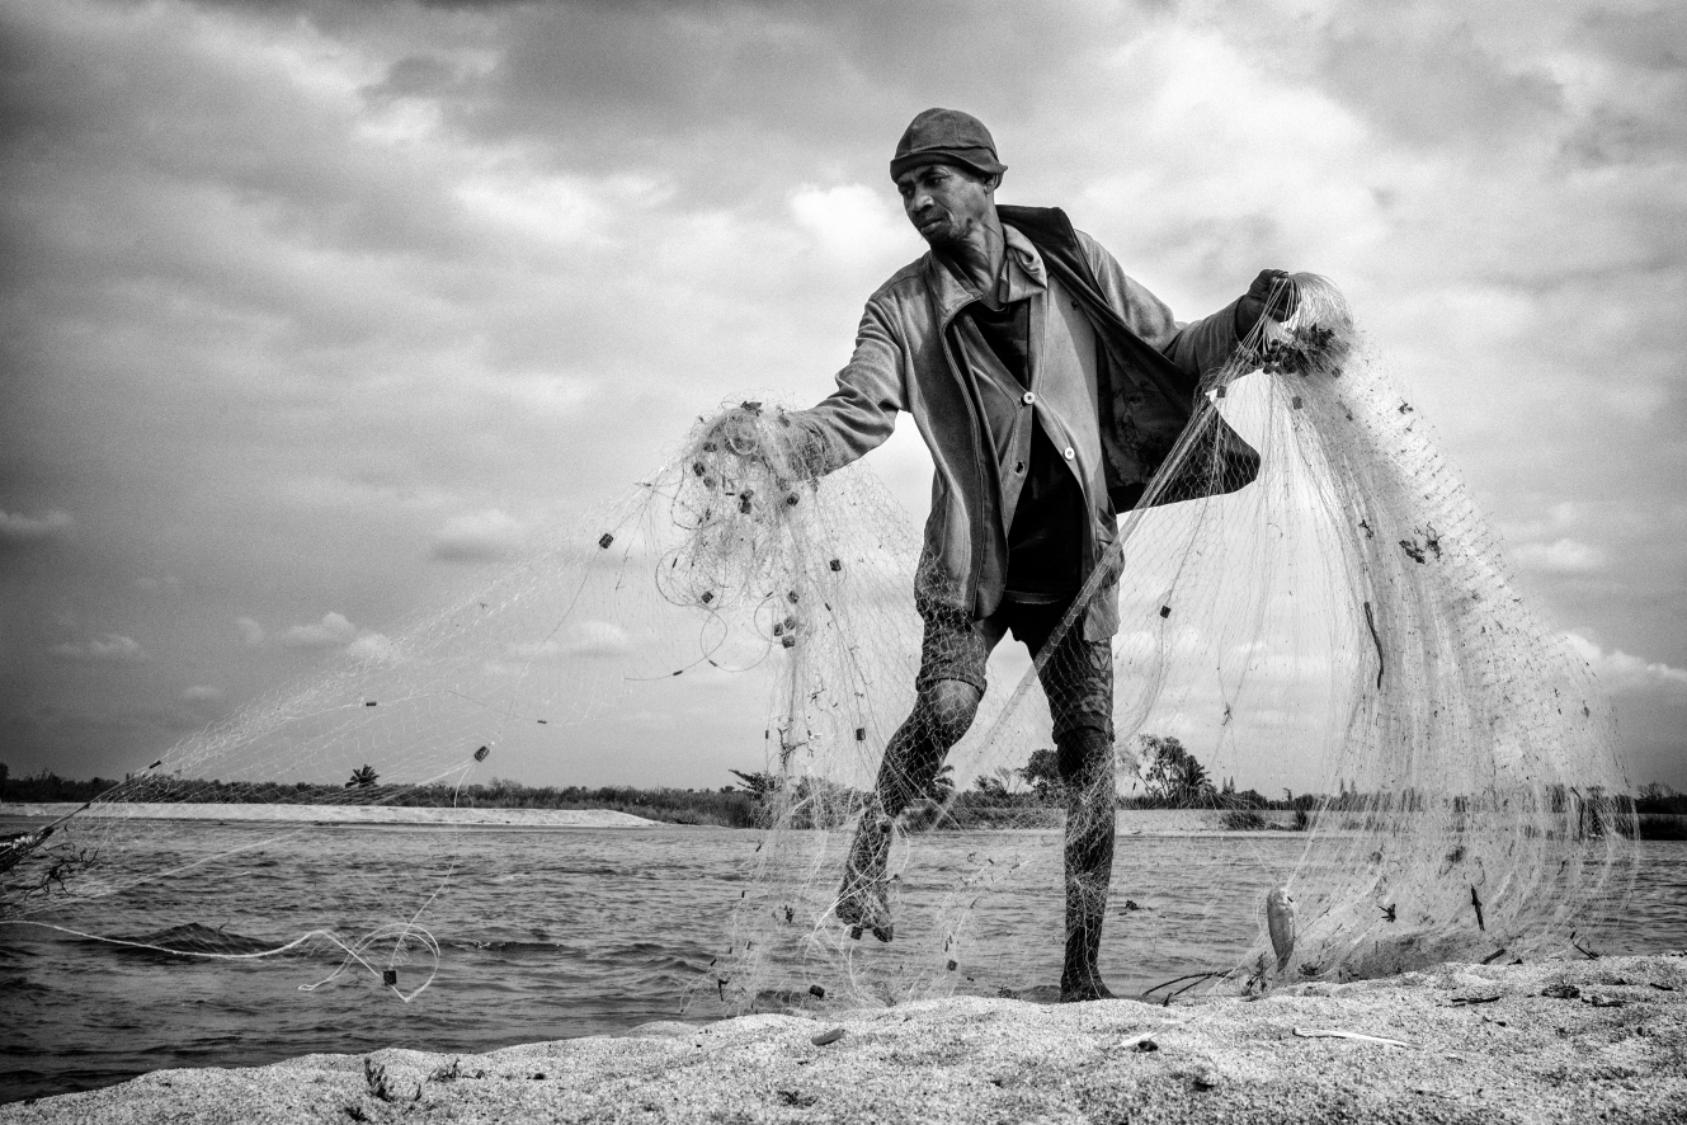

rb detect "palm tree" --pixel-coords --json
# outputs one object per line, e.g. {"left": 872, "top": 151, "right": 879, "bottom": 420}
{"left": 1141, "top": 735, "right": 1219, "bottom": 807}
{"left": 728, "top": 769, "right": 781, "bottom": 798}
{"left": 1179, "top": 758, "right": 1216, "bottom": 806}
{"left": 346, "top": 764, "right": 379, "bottom": 789}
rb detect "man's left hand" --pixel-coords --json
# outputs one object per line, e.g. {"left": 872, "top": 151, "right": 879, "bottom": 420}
{"left": 1236, "top": 269, "right": 1299, "bottom": 338}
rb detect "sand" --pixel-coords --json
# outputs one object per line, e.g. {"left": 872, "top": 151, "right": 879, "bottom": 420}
{"left": 5, "top": 953, "right": 1682, "bottom": 1124}
{"left": 3, "top": 803, "right": 657, "bottom": 829}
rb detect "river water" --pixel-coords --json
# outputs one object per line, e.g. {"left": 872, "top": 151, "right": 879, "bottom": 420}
{"left": 2, "top": 819, "right": 1682, "bottom": 1104}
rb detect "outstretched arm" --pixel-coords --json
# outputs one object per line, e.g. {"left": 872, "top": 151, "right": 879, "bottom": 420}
{"left": 768, "top": 299, "right": 907, "bottom": 477}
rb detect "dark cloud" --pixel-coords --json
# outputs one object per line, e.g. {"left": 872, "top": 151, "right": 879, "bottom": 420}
{"left": 45, "top": 17, "right": 467, "bottom": 253}
{"left": 363, "top": 53, "right": 459, "bottom": 102}
{"left": 0, "top": 698, "right": 208, "bottom": 778}
{"left": 1316, "top": 18, "right": 1563, "bottom": 150}
{"left": 438, "top": 6, "right": 884, "bottom": 200}
{"left": 1554, "top": 6, "right": 1687, "bottom": 169}
{"left": 1561, "top": 95, "right": 1687, "bottom": 169}
{"left": 1575, "top": 6, "right": 1687, "bottom": 71}
{"left": 2, "top": 0, "right": 1683, "bottom": 790}
{"left": 422, "top": 1, "right": 1175, "bottom": 206}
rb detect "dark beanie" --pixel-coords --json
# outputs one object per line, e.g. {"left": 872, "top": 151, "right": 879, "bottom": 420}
{"left": 889, "top": 108, "right": 1007, "bottom": 181}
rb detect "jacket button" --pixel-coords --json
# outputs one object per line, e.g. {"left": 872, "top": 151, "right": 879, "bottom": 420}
{"left": 1014, "top": 460, "right": 1025, "bottom": 474}
{"left": 1021, "top": 391, "right": 1035, "bottom": 406}
{"left": 1062, "top": 446, "right": 1075, "bottom": 460}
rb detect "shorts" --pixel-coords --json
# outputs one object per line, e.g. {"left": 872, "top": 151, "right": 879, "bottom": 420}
{"left": 915, "top": 599, "right": 1114, "bottom": 739}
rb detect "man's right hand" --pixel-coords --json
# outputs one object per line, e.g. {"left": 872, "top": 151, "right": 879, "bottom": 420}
{"left": 1235, "top": 269, "right": 1299, "bottom": 338}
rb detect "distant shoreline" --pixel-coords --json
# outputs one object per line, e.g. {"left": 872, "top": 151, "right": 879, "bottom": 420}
{"left": 0, "top": 803, "right": 1285, "bottom": 835}
{"left": 6, "top": 801, "right": 1682, "bottom": 838}
{"left": 0, "top": 802, "right": 659, "bottom": 829}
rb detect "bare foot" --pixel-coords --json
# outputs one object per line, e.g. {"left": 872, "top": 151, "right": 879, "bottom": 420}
{"left": 1059, "top": 976, "right": 1117, "bottom": 1002}
{"left": 835, "top": 879, "right": 893, "bottom": 943}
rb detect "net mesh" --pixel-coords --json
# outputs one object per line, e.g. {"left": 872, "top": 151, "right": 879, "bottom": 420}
{"left": 1, "top": 275, "right": 1636, "bottom": 1011}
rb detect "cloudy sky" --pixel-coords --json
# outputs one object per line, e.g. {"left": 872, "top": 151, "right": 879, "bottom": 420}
{"left": 2, "top": 0, "right": 1683, "bottom": 791}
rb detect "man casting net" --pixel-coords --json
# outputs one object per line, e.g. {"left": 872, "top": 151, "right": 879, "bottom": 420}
{"left": 1, "top": 110, "right": 1635, "bottom": 1016}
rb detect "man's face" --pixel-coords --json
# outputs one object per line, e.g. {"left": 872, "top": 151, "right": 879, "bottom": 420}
{"left": 895, "top": 163, "right": 995, "bottom": 248}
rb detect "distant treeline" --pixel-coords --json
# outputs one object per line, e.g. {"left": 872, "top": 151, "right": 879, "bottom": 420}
{"left": 0, "top": 773, "right": 763, "bottom": 829}
{"left": 3, "top": 768, "right": 1684, "bottom": 838}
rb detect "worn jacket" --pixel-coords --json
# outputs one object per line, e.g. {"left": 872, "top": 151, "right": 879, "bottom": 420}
{"left": 784, "top": 204, "right": 1257, "bottom": 638}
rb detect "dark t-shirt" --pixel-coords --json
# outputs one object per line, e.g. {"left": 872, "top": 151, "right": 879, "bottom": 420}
{"left": 962, "top": 299, "right": 1086, "bottom": 604}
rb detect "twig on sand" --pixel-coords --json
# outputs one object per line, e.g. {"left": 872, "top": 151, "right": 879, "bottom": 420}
{"left": 1292, "top": 1027, "right": 1413, "bottom": 1048}
{"left": 1570, "top": 934, "right": 1601, "bottom": 960}
{"left": 1141, "top": 970, "right": 1225, "bottom": 1006}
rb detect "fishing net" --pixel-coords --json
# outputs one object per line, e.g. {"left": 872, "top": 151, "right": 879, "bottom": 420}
{"left": 0, "top": 398, "right": 927, "bottom": 1001}
{"left": 707, "top": 275, "right": 1637, "bottom": 1009}
{"left": 1, "top": 275, "right": 1636, "bottom": 1013}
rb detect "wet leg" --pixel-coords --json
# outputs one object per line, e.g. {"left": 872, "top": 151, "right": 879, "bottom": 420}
{"left": 836, "top": 679, "right": 980, "bottom": 941}
{"left": 1057, "top": 725, "right": 1117, "bottom": 1001}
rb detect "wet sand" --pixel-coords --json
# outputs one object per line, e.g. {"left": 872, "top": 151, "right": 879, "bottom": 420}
{"left": 5, "top": 954, "right": 1682, "bottom": 1124}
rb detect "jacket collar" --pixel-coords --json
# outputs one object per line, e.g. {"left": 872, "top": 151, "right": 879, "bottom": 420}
{"left": 920, "top": 216, "right": 1047, "bottom": 324}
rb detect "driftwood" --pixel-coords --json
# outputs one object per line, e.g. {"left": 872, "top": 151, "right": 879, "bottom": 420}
{"left": 1291, "top": 1027, "right": 1413, "bottom": 1048}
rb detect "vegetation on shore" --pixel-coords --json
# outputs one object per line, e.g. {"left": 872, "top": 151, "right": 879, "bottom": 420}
{"left": 1, "top": 771, "right": 766, "bottom": 829}
{"left": 3, "top": 743, "right": 1683, "bottom": 838}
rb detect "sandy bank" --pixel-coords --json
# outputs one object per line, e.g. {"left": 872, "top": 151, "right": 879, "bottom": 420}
{"left": 0, "top": 805, "right": 1263, "bottom": 835}
{"left": 1, "top": 802, "right": 657, "bottom": 829}
{"left": 5, "top": 954, "right": 1682, "bottom": 1124}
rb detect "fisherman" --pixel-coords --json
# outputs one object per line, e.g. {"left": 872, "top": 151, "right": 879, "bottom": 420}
{"left": 733, "top": 108, "right": 1296, "bottom": 1001}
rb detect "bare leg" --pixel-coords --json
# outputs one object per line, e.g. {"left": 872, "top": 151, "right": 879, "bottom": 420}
{"left": 1057, "top": 725, "right": 1116, "bottom": 1000}
{"left": 836, "top": 679, "right": 980, "bottom": 941}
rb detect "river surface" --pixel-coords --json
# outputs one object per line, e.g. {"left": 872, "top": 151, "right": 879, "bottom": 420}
{"left": 2, "top": 818, "right": 1682, "bottom": 1104}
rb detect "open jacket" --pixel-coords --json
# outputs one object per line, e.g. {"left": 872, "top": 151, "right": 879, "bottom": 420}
{"left": 783, "top": 205, "right": 1259, "bottom": 639}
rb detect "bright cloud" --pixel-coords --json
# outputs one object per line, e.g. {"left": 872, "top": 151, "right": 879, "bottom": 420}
{"left": 278, "top": 612, "right": 360, "bottom": 649}
{"left": 49, "top": 634, "right": 147, "bottom": 663}
{"left": 270, "top": 612, "right": 396, "bottom": 662}
{"left": 346, "top": 632, "right": 400, "bottom": 664}
{"left": 430, "top": 508, "right": 526, "bottom": 563}
{"left": 1511, "top": 538, "right": 1609, "bottom": 575}
{"left": 508, "top": 621, "right": 632, "bottom": 661}
{"left": 789, "top": 183, "right": 904, "bottom": 268}
{"left": 1566, "top": 632, "right": 1687, "bottom": 694}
